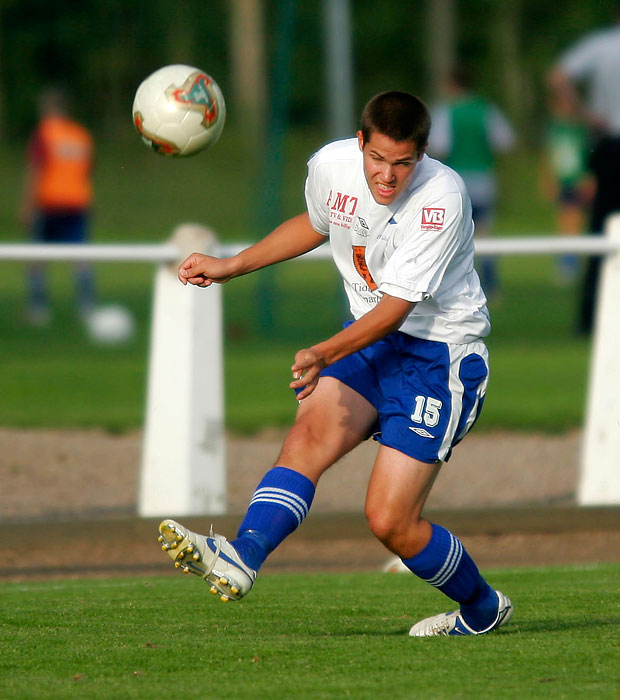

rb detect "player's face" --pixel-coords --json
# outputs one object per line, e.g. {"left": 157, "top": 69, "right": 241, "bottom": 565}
{"left": 357, "top": 130, "right": 424, "bottom": 205}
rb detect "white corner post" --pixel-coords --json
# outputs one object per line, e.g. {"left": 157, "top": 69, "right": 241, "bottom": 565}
{"left": 579, "top": 214, "right": 620, "bottom": 505}
{"left": 138, "top": 224, "right": 226, "bottom": 516}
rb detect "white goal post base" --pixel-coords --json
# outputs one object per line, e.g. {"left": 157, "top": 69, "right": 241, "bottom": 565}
{"left": 578, "top": 214, "right": 620, "bottom": 506}
{"left": 138, "top": 224, "right": 226, "bottom": 517}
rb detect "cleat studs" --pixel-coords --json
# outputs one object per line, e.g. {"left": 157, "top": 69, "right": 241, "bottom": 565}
{"left": 186, "top": 545, "right": 194, "bottom": 553}
{"left": 182, "top": 566, "right": 190, "bottom": 574}
{"left": 210, "top": 587, "right": 218, "bottom": 595}
{"left": 174, "top": 561, "right": 181, "bottom": 568}
{"left": 161, "top": 544, "right": 169, "bottom": 551}
{"left": 219, "top": 577, "right": 228, "bottom": 585}
{"left": 157, "top": 535, "right": 163, "bottom": 543}
{"left": 170, "top": 542, "right": 178, "bottom": 549}
{"left": 192, "top": 553, "right": 200, "bottom": 561}
{"left": 220, "top": 595, "right": 229, "bottom": 603}
{"left": 230, "top": 586, "right": 239, "bottom": 595}
{"left": 176, "top": 534, "right": 183, "bottom": 542}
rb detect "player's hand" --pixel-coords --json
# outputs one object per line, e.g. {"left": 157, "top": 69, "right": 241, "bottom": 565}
{"left": 178, "top": 253, "right": 236, "bottom": 287}
{"left": 290, "top": 348, "right": 326, "bottom": 400}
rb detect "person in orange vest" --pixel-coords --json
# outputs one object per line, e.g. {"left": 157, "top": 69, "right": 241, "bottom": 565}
{"left": 20, "top": 87, "right": 95, "bottom": 325}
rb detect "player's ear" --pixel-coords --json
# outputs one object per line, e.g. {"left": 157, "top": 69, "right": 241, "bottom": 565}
{"left": 357, "top": 130, "right": 365, "bottom": 151}
{"left": 417, "top": 143, "right": 427, "bottom": 160}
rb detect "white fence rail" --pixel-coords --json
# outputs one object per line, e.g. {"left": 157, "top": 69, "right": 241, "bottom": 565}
{"left": 1, "top": 217, "right": 620, "bottom": 514}
{"left": 3, "top": 231, "right": 619, "bottom": 263}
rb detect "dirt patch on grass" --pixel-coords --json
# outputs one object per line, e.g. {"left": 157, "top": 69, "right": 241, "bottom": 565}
{"left": 1, "top": 427, "right": 581, "bottom": 520}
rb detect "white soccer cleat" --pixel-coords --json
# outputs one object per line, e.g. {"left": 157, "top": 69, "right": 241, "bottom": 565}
{"left": 158, "top": 519, "right": 256, "bottom": 602}
{"left": 408, "top": 590, "right": 513, "bottom": 637}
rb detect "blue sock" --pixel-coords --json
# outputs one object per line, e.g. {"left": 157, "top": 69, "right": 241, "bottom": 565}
{"left": 231, "top": 467, "right": 315, "bottom": 572}
{"left": 402, "top": 523, "right": 498, "bottom": 631}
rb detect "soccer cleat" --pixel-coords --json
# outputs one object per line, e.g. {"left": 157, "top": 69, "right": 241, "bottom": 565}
{"left": 408, "top": 591, "right": 513, "bottom": 637}
{"left": 158, "top": 519, "right": 256, "bottom": 601}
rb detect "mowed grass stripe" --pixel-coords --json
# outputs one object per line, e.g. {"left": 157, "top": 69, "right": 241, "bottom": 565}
{"left": 1, "top": 564, "right": 617, "bottom": 699}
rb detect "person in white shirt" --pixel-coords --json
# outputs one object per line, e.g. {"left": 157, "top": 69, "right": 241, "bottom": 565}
{"left": 158, "top": 91, "right": 512, "bottom": 637}
{"left": 548, "top": 17, "right": 620, "bottom": 333}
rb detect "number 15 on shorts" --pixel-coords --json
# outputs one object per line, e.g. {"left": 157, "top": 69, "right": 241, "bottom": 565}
{"left": 411, "top": 395, "right": 442, "bottom": 427}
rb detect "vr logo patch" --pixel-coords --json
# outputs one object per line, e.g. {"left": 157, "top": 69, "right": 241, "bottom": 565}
{"left": 421, "top": 207, "right": 445, "bottom": 230}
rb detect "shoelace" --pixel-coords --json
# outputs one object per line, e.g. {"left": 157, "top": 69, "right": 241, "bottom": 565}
{"left": 429, "top": 615, "right": 454, "bottom": 635}
{"left": 200, "top": 525, "right": 222, "bottom": 580}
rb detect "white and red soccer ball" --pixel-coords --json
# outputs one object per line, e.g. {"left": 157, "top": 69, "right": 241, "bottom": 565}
{"left": 132, "top": 64, "right": 226, "bottom": 157}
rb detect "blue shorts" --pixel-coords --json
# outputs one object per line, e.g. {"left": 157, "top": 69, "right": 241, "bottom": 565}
{"left": 33, "top": 210, "right": 90, "bottom": 244}
{"left": 321, "top": 330, "right": 489, "bottom": 463}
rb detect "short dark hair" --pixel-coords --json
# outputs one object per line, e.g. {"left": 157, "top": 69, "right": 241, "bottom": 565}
{"left": 360, "top": 91, "right": 431, "bottom": 152}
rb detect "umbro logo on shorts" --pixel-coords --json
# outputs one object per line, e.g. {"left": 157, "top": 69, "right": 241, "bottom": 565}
{"left": 409, "top": 426, "right": 435, "bottom": 438}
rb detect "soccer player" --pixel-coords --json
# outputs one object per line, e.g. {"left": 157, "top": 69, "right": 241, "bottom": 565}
{"left": 20, "top": 87, "right": 96, "bottom": 326}
{"left": 159, "top": 91, "right": 513, "bottom": 637}
{"left": 428, "top": 65, "right": 515, "bottom": 302}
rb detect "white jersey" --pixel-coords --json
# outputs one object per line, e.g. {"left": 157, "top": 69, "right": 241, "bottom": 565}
{"left": 559, "top": 24, "right": 620, "bottom": 135}
{"left": 304, "top": 138, "right": 490, "bottom": 344}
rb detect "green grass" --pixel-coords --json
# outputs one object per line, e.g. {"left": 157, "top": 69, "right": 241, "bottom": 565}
{"left": 1, "top": 564, "right": 617, "bottom": 698}
{"left": 0, "top": 251, "right": 591, "bottom": 433}
{"left": 0, "top": 135, "right": 593, "bottom": 433}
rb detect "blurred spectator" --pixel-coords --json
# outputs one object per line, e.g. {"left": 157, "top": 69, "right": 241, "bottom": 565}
{"left": 20, "top": 87, "right": 96, "bottom": 326}
{"left": 539, "top": 82, "right": 594, "bottom": 284}
{"left": 429, "top": 65, "right": 515, "bottom": 303}
{"left": 548, "top": 15, "right": 620, "bottom": 334}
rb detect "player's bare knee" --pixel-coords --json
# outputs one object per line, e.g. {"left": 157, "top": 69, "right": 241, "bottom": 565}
{"left": 365, "top": 506, "right": 401, "bottom": 544}
{"left": 274, "top": 419, "right": 333, "bottom": 480}
{"left": 366, "top": 506, "right": 428, "bottom": 555}
{"left": 279, "top": 418, "right": 323, "bottom": 457}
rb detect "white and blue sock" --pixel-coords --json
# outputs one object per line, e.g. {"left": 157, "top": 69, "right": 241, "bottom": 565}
{"left": 402, "top": 523, "right": 498, "bottom": 631}
{"left": 231, "top": 466, "right": 315, "bottom": 572}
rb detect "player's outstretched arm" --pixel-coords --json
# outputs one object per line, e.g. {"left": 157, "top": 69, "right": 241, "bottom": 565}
{"left": 290, "top": 294, "right": 415, "bottom": 400}
{"left": 178, "top": 253, "right": 238, "bottom": 287}
{"left": 178, "top": 212, "right": 326, "bottom": 287}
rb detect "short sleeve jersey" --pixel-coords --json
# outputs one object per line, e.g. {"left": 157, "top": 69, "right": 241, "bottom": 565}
{"left": 304, "top": 138, "right": 490, "bottom": 344}
{"left": 430, "top": 97, "right": 515, "bottom": 176}
{"left": 559, "top": 25, "right": 620, "bottom": 135}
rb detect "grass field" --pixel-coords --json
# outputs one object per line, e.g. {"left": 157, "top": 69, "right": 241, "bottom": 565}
{"left": 1, "top": 564, "right": 617, "bottom": 699}
{"left": 0, "top": 245, "right": 591, "bottom": 433}
{"left": 0, "top": 133, "right": 593, "bottom": 433}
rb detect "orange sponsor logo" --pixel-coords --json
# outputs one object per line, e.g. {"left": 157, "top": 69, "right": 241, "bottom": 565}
{"left": 352, "top": 246, "right": 377, "bottom": 290}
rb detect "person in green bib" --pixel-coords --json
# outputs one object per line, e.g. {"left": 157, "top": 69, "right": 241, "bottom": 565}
{"left": 539, "top": 83, "right": 594, "bottom": 285}
{"left": 429, "top": 66, "right": 515, "bottom": 303}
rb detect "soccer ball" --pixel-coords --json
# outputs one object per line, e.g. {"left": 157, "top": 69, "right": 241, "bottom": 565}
{"left": 86, "top": 305, "right": 135, "bottom": 345}
{"left": 132, "top": 64, "right": 226, "bottom": 156}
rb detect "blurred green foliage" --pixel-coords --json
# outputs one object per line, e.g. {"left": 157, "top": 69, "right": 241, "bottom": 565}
{"left": 0, "top": 0, "right": 618, "bottom": 142}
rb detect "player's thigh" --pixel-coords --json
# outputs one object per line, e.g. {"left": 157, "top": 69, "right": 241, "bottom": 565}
{"left": 366, "top": 445, "right": 441, "bottom": 525}
{"left": 276, "top": 376, "right": 378, "bottom": 484}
